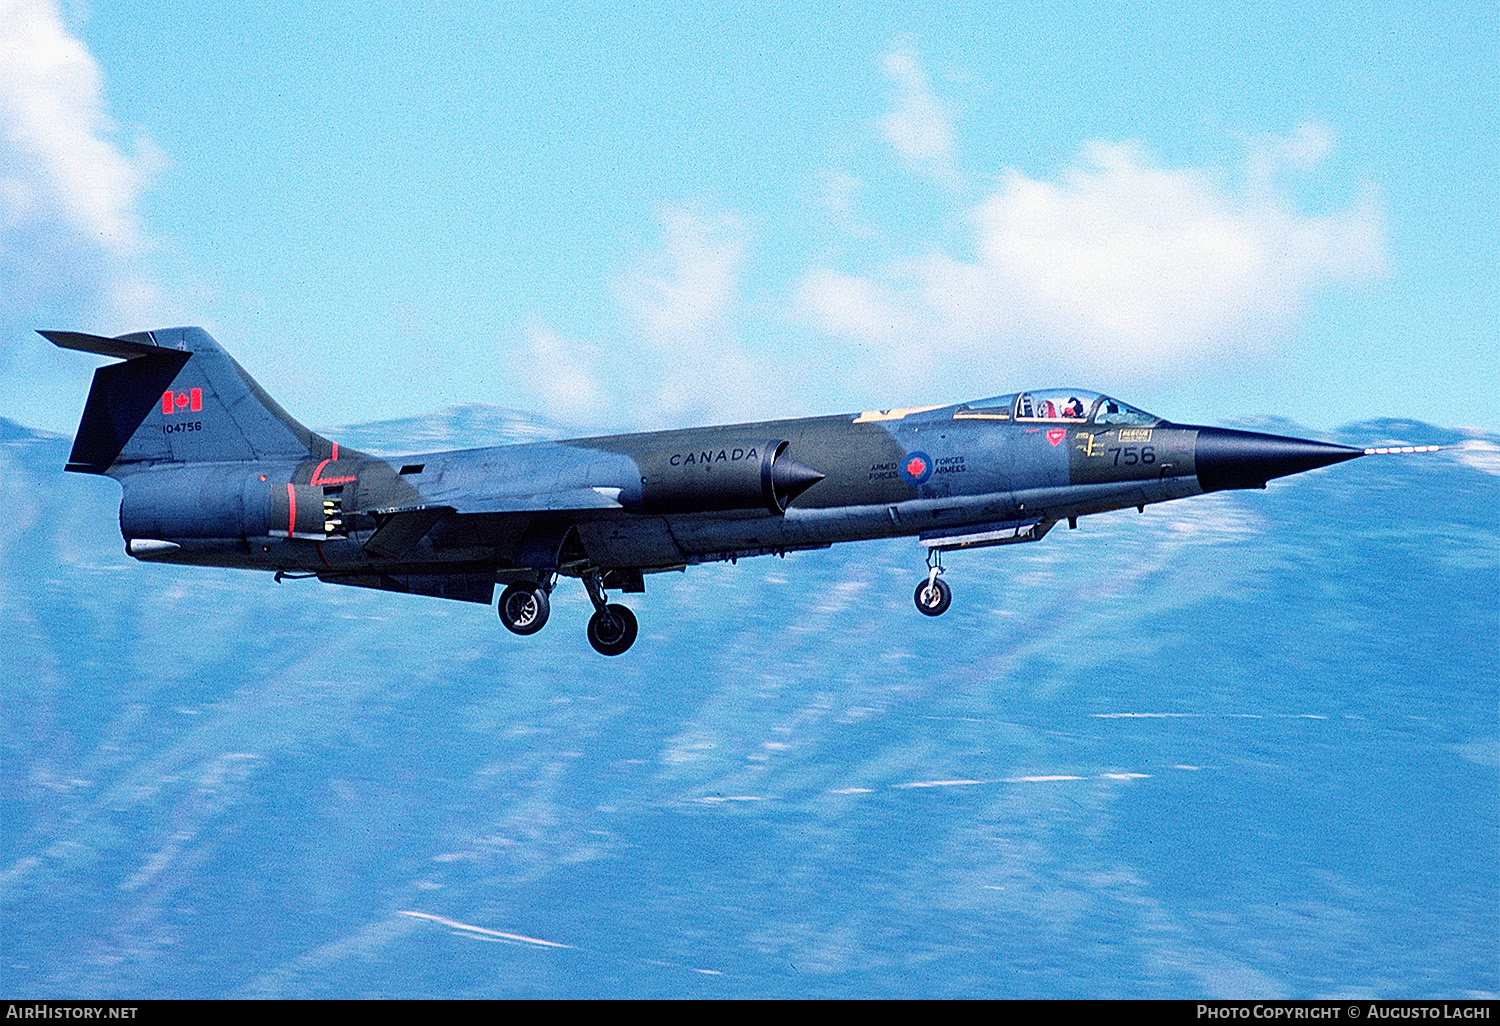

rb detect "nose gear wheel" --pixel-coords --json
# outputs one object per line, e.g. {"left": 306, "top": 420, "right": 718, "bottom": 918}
{"left": 914, "top": 576, "right": 952, "bottom": 616}
{"left": 914, "top": 547, "right": 952, "bottom": 616}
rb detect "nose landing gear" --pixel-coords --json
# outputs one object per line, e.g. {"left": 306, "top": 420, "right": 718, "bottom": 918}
{"left": 914, "top": 548, "right": 952, "bottom": 616}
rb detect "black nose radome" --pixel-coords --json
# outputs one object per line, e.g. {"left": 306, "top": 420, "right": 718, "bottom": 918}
{"left": 1194, "top": 427, "right": 1364, "bottom": 493}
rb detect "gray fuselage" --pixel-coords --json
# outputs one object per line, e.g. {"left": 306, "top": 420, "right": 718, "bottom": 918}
{"left": 119, "top": 397, "right": 1206, "bottom": 581}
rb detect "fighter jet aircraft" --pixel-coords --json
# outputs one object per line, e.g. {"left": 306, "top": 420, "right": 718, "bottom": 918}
{"left": 47, "top": 326, "right": 1406, "bottom": 655}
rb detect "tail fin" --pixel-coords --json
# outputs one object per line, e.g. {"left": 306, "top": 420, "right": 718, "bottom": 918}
{"left": 43, "top": 327, "right": 327, "bottom": 474}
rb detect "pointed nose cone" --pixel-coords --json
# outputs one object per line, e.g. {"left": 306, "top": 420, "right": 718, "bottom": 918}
{"left": 770, "top": 457, "right": 825, "bottom": 509}
{"left": 1194, "top": 426, "right": 1364, "bottom": 493}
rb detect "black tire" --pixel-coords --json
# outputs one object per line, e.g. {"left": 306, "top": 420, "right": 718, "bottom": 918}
{"left": 587, "top": 603, "right": 638, "bottom": 656}
{"left": 498, "top": 582, "right": 550, "bottom": 635}
{"left": 914, "top": 576, "right": 952, "bottom": 616}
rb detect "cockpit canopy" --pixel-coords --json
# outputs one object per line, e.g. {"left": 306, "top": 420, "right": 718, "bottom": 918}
{"left": 953, "top": 390, "right": 1161, "bottom": 426}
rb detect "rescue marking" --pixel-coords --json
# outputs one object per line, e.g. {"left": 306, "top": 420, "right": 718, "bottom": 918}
{"left": 1047, "top": 429, "right": 1066, "bottom": 446}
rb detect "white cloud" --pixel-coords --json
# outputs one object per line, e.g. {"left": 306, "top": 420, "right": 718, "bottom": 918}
{"left": 523, "top": 205, "right": 780, "bottom": 428}
{"left": 520, "top": 322, "right": 607, "bottom": 426}
{"left": 797, "top": 131, "right": 1384, "bottom": 389}
{"left": 880, "top": 49, "right": 960, "bottom": 188}
{"left": 820, "top": 171, "right": 861, "bottom": 219}
{"left": 0, "top": 0, "right": 162, "bottom": 347}
{"left": 1248, "top": 121, "right": 1335, "bottom": 178}
{"left": 615, "top": 205, "right": 742, "bottom": 341}
{"left": 613, "top": 206, "right": 783, "bottom": 425}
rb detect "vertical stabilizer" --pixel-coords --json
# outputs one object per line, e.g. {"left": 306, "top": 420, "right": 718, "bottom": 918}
{"left": 42, "top": 327, "right": 326, "bottom": 474}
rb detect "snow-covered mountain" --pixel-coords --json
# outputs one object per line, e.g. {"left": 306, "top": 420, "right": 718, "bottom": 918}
{"left": 1, "top": 410, "right": 1494, "bottom": 998}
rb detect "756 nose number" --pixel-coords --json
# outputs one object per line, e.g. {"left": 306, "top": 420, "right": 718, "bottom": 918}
{"left": 1108, "top": 445, "right": 1155, "bottom": 466}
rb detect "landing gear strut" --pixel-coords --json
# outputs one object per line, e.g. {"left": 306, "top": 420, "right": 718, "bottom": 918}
{"left": 914, "top": 548, "right": 952, "bottom": 616}
{"left": 498, "top": 578, "right": 552, "bottom": 635}
{"left": 583, "top": 570, "right": 637, "bottom": 656}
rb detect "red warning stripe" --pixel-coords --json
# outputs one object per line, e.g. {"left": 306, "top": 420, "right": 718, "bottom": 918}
{"left": 309, "top": 443, "right": 357, "bottom": 485}
{"left": 310, "top": 460, "right": 357, "bottom": 485}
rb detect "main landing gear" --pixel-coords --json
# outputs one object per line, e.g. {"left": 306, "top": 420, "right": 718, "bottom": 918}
{"left": 498, "top": 580, "right": 551, "bottom": 635}
{"left": 583, "top": 570, "right": 637, "bottom": 656}
{"left": 497, "top": 571, "right": 638, "bottom": 656}
{"left": 914, "top": 547, "right": 952, "bottom": 616}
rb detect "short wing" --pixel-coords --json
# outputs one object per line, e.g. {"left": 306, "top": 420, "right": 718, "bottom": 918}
{"left": 318, "top": 571, "right": 499, "bottom": 604}
{"left": 357, "top": 488, "right": 625, "bottom": 559}
{"left": 439, "top": 486, "right": 624, "bottom": 515}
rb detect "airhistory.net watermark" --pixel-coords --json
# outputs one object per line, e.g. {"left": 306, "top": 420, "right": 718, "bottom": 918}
{"left": 5, "top": 1007, "right": 137, "bottom": 1020}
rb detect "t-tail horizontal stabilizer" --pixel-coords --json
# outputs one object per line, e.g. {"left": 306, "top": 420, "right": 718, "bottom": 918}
{"left": 39, "top": 330, "right": 169, "bottom": 361}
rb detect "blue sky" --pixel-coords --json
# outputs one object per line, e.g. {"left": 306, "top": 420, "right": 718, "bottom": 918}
{"left": 2, "top": 1, "right": 1495, "bottom": 437}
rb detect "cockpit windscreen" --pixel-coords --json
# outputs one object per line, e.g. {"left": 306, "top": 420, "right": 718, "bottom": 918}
{"left": 953, "top": 390, "right": 1161, "bottom": 426}
{"left": 1091, "top": 396, "right": 1160, "bottom": 426}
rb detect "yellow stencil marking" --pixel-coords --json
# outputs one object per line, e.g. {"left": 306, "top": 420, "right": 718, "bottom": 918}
{"left": 853, "top": 405, "right": 946, "bottom": 423}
